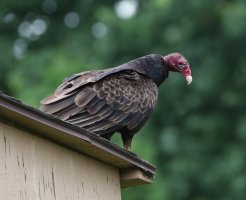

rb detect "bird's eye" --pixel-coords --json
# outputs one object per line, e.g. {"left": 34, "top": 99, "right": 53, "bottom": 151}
{"left": 177, "top": 63, "right": 186, "bottom": 69}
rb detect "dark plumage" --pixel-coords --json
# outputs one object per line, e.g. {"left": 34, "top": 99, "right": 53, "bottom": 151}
{"left": 40, "top": 53, "right": 192, "bottom": 150}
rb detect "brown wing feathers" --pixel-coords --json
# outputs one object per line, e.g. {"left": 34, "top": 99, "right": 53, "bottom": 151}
{"left": 40, "top": 71, "right": 158, "bottom": 141}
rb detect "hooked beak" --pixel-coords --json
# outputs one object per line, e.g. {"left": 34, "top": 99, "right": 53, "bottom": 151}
{"left": 185, "top": 76, "right": 192, "bottom": 85}
{"left": 183, "top": 65, "right": 192, "bottom": 85}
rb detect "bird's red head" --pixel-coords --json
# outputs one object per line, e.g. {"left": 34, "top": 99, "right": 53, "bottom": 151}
{"left": 163, "top": 53, "right": 192, "bottom": 85}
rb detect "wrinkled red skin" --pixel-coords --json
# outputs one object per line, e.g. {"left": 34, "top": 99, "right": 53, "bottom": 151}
{"left": 182, "top": 65, "right": 192, "bottom": 78}
{"left": 163, "top": 53, "right": 192, "bottom": 78}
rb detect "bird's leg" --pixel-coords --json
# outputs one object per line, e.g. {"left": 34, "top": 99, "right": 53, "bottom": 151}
{"left": 121, "top": 132, "right": 133, "bottom": 151}
{"left": 123, "top": 141, "right": 132, "bottom": 151}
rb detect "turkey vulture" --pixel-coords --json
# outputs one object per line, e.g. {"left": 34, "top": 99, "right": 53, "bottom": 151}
{"left": 40, "top": 53, "right": 192, "bottom": 150}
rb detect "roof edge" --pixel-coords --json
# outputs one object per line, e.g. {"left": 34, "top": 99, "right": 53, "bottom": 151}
{"left": 0, "top": 92, "right": 156, "bottom": 177}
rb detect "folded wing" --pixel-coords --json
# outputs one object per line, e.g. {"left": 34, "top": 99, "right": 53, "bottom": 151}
{"left": 40, "top": 70, "right": 158, "bottom": 138}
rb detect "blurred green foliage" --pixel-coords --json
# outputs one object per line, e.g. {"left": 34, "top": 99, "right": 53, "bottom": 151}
{"left": 1, "top": 0, "right": 246, "bottom": 199}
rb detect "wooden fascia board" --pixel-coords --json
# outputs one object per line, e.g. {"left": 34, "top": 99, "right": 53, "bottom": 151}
{"left": 0, "top": 92, "right": 156, "bottom": 188}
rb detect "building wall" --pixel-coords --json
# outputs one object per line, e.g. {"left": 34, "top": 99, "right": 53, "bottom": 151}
{"left": 0, "top": 122, "right": 121, "bottom": 200}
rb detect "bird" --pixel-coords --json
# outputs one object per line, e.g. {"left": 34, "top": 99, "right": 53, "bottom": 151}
{"left": 40, "top": 53, "right": 192, "bottom": 150}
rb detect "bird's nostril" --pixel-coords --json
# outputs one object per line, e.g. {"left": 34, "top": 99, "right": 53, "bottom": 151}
{"left": 185, "top": 69, "right": 191, "bottom": 74}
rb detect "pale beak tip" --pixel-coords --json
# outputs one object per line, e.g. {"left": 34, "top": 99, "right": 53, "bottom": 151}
{"left": 185, "top": 75, "right": 192, "bottom": 85}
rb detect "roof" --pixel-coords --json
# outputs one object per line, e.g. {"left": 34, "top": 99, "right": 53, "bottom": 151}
{"left": 0, "top": 92, "right": 156, "bottom": 188}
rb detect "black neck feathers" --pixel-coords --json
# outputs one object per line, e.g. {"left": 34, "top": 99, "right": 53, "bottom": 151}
{"left": 128, "top": 54, "right": 169, "bottom": 87}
